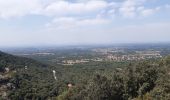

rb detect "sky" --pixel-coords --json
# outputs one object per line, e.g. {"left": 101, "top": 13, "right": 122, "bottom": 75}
{"left": 0, "top": 0, "right": 170, "bottom": 47}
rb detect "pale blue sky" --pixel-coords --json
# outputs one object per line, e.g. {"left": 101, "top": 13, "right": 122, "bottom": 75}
{"left": 0, "top": 0, "right": 170, "bottom": 47}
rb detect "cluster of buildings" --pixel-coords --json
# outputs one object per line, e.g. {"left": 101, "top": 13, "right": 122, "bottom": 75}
{"left": 59, "top": 49, "right": 163, "bottom": 65}
{"left": 92, "top": 48, "right": 124, "bottom": 55}
{"left": 61, "top": 58, "right": 103, "bottom": 65}
{"left": 106, "top": 50, "right": 162, "bottom": 61}
{"left": 106, "top": 54, "right": 162, "bottom": 61}
{"left": 62, "top": 59, "right": 89, "bottom": 65}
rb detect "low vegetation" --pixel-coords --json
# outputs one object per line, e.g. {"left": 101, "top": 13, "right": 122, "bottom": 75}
{"left": 0, "top": 51, "right": 170, "bottom": 100}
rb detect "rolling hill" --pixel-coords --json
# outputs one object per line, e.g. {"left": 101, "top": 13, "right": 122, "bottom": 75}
{"left": 0, "top": 51, "right": 170, "bottom": 100}
{"left": 0, "top": 51, "right": 59, "bottom": 99}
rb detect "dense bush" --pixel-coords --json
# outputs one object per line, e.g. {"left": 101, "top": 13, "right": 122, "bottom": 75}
{"left": 59, "top": 58, "right": 170, "bottom": 100}
{"left": 1, "top": 51, "right": 170, "bottom": 100}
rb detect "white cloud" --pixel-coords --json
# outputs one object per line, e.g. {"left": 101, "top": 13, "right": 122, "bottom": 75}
{"left": 0, "top": 0, "right": 169, "bottom": 46}
{"left": 0, "top": 0, "right": 112, "bottom": 19}
{"left": 43, "top": 0, "right": 108, "bottom": 17}
{"left": 136, "top": 6, "right": 161, "bottom": 17}
{"left": 0, "top": 0, "right": 165, "bottom": 19}
{"left": 46, "top": 17, "right": 109, "bottom": 30}
{"left": 140, "top": 8, "right": 158, "bottom": 17}
{"left": 119, "top": 6, "right": 136, "bottom": 18}
{"left": 118, "top": 0, "right": 163, "bottom": 18}
{"left": 0, "top": 0, "right": 168, "bottom": 32}
{"left": 119, "top": 0, "right": 146, "bottom": 18}
{"left": 0, "top": 0, "right": 42, "bottom": 19}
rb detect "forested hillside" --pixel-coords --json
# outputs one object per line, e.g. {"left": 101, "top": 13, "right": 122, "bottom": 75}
{"left": 0, "top": 51, "right": 170, "bottom": 100}
{"left": 0, "top": 51, "right": 60, "bottom": 99}
{"left": 59, "top": 57, "right": 170, "bottom": 100}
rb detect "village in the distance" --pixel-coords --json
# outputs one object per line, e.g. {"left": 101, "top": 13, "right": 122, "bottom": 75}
{"left": 3, "top": 44, "right": 170, "bottom": 66}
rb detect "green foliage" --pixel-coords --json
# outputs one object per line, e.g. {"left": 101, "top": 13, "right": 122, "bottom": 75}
{"left": 1, "top": 51, "right": 170, "bottom": 100}
{"left": 61, "top": 57, "right": 170, "bottom": 100}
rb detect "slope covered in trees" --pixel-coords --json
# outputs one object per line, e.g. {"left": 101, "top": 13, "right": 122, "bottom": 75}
{"left": 0, "top": 51, "right": 60, "bottom": 99}
{"left": 57, "top": 57, "right": 170, "bottom": 100}
{"left": 0, "top": 51, "right": 170, "bottom": 100}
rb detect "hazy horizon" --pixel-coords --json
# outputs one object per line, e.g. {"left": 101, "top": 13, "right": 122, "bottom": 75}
{"left": 0, "top": 0, "right": 170, "bottom": 47}
{"left": 1, "top": 42, "right": 170, "bottom": 49}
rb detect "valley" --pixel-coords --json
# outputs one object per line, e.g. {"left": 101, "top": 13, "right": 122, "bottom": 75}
{"left": 0, "top": 44, "right": 170, "bottom": 99}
